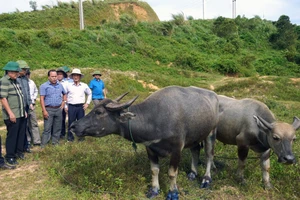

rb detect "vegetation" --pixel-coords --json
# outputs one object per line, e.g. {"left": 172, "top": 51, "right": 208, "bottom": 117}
{"left": 0, "top": 1, "right": 299, "bottom": 199}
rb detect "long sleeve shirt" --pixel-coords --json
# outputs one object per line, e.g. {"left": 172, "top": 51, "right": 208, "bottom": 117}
{"left": 65, "top": 81, "right": 92, "bottom": 105}
{"left": 17, "top": 75, "right": 32, "bottom": 107}
{"left": 28, "top": 79, "right": 38, "bottom": 104}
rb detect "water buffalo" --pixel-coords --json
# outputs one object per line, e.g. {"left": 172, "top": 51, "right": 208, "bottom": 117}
{"left": 70, "top": 86, "right": 219, "bottom": 199}
{"left": 216, "top": 95, "right": 300, "bottom": 188}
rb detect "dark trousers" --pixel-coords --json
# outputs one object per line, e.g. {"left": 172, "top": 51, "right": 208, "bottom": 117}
{"left": 67, "top": 104, "right": 85, "bottom": 141}
{"left": 0, "top": 136, "right": 4, "bottom": 165}
{"left": 23, "top": 105, "right": 29, "bottom": 151}
{"left": 5, "top": 117, "right": 26, "bottom": 159}
{"left": 60, "top": 109, "right": 66, "bottom": 138}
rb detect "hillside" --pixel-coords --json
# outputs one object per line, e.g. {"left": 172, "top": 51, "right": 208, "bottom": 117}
{"left": 0, "top": 1, "right": 299, "bottom": 78}
{"left": 0, "top": 1, "right": 159, "bottom": 29}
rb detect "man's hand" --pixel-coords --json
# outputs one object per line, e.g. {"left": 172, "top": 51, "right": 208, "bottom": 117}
{"left": 43, "top": 110, "right": 49, "bottom": 119}
{"left": 83, "top": 103, "right": 89, "bottom": 110}
{"left": 9, "top": 113, "right": 16, "bottom": 123}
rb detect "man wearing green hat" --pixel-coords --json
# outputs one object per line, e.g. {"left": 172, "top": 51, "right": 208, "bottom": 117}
{"left": 0, "top": 61, "right": 26, "bottom": 166}
{"left": 89, "top": 70, "right": 106, "bottom": 106}
{"left": 17, "top": 60, "right": 33, "bottom": 153}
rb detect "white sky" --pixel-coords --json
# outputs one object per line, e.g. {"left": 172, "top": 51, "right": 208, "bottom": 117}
{"left": 0, "top": 0, "right": 299, "bottom": 25}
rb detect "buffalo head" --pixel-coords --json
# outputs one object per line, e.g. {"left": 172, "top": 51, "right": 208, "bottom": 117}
{"left": 254, "top": 116, "right": 300, "bottom": 164}
{"left": 70, "top": 93, "right": 138, "bottom": 138}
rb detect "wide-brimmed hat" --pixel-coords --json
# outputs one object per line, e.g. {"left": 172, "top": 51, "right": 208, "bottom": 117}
{"left": 57, "top": 67, "right": 68, "bottom": 78}
{"left": 16, "top": 60, "right": 30, "bottom": 69}
{"left": 62, "top": 66, "right": 70, "bottom": 73}
{"left": 70, "top": 68, "right": 84, "bottom": 78}
{"left": 3, "top": 61, "right": 21, "bottom": 72}
{"left": 92, "top": 70, "right": 102, "bottom": 76}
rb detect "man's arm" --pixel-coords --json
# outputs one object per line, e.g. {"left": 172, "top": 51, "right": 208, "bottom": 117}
{"left": 40, "top": 95, "right": 48, "bottom": 119}
{"left": 0, "top": 98, "right": 16, "bottom": 123}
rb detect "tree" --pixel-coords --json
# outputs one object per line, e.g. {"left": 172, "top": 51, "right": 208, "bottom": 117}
{"left": 213, "top": 17, "right": 238, "bottom": 39}
{"left": 269, "top": 15, "right": 297, "bottom": 50}
{"left": 29, "top": 1, "right": 38, "bottom": 11}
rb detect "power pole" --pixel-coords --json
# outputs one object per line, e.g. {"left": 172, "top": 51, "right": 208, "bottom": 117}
{"left": 232, "top": 0, "right": 236, "bottom": 19}
{"left": 202, "top": 0, "right": 205, "bottom": 19}
{"left": 79, "top": 0, "right": 84, "bottom": 30}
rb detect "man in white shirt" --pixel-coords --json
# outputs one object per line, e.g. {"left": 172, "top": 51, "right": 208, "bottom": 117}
{"left": 56, "top": 67, "right": 69, "bottom": 140}
{"left": 65, "top": 68, "right": 91, "bottom": 142}
{"left": 26, "top": 70, "right": 41, "bottom": 147}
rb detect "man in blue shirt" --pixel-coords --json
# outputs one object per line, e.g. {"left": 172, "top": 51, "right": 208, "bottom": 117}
{"left": 40, "top": 70, "right": 67, "bottom": 148}
{"left": 89, "top": 70, "right": 106, "bottom": 106}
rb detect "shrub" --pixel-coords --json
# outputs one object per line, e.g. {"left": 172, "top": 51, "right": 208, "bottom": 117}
{"left": 48, "top": 35, "right": 64, "bottom": 48}
{"left": 16, "top": 32, "right": 32, "bottom": 46}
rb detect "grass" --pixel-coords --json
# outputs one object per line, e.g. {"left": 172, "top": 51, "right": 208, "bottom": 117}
{"left": 0, "top": 68, "right": 299, "bottom": 199}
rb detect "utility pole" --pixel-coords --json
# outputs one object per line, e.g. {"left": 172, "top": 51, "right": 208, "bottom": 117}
{"left": 232, "top": 0, "right": 236, "bottom": 19}
{"left": 79, "top": 0, "right": 84, "bottom": 30}
{"left": 202, "top": 0, "right": 205, "bottom": 19}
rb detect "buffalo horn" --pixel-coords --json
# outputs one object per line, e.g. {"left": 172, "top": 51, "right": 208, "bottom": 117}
{"left": 114, "top": 92, "right": 129, "bottom": 102}
{"left": 106, "top": 95, "right": 139, "bottom": 111}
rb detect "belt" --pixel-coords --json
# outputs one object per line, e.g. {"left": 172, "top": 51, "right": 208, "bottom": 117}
{"left": 45, "top": 106, "right": 60, "bottom": 108}
{"left": 93, "top": 99, "right": 103, "bottom": 100}
{"left": 69, "top": 103, "right": 84, "bottom": 107}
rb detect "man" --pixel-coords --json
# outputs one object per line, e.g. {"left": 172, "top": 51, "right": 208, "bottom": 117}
{"left": 40, "top": 70, "right": 67, "bottom": 148}
{"left": 0, "top": 136, "right": 16, "bottom": 170}
{"left": 16, "top": 60, "right": 32, "bottom": 153}
{"left": 56, "top": 67, "right": 69, "bottom": 139}
{"left": 0, "top": 61, "right": 26, "bottom": 165}
{"left": 89, "top": 70, "right": 106, "bottom": 106}
{"left": 65, "top": 68, "right": 91, "bottom": 142}
{"left": 26, "top": 70, "right": 41, "bottom": 146}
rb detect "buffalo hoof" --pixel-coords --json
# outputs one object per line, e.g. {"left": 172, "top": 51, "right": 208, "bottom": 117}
{"left": 264, "top": 183, "right": 273, "bottom": 190}
{"left": 187, "top": 171, "right": 197, "bottom": 181}
{"left": 200, "top": 176, "right": 212, "bottom": 188}
{"left": 166, "top": 189, "right": 179, "bottom": 200}
{"left": 146, "top": 187, "right": 159, "bottom": 199}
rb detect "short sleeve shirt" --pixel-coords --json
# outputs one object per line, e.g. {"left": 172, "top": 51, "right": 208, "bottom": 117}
{"left": 0, "top": 75, "right": 25, "bottom": 120}
{"left": 40, "top": 81, "right": 66, "bottom": 107}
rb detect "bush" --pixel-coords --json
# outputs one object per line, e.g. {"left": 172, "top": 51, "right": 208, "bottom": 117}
{"left": 16, "top": 32, "right": 32, "bottom": 46}
{"left": 212, "top": 59, "right": 239, "bottom": 75}
{"left": 48, "top": 35, "right": 64, "bottom": 48}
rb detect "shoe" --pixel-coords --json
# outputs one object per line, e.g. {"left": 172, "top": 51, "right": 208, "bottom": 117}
{"left": 16, "top": 153, "right": 25, "bottom": 160}
{"left": 33, "top": 143, "right": 41, "bottom": 146}
{"left": 25, "top": 148, "right": 32, "bottom": 153}
{"left": 6, "top": 158, "right": 18, "bottom": 165}
{"left": 0, "top": 162, "right": 16, "bottom": 170}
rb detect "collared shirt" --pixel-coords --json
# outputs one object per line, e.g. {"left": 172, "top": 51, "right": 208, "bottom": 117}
{"left": 89, "top": 78, "right": 105, "bottom": 100}
{"left": 0, "top": 75, "right": 25, "bottom": 120}
{"left": 28, "top": 79, "right": 38, "bottom": 104}
{"left": 65, "top": 81, "right": 92, "bottom": 105}
{"left": 40, "top": 81, "right": 66, "bottom": 107}
{"left": 17, "top": 75, "right": 32, "bottom": 106}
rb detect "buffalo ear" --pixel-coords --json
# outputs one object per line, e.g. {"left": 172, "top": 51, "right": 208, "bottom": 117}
{"left": 119, "top": 111, "right": 136, "bottom": 122}
{"left": 292, "top": 116, "right": 300, "bottom": 130}
{"left": 254, "top": 115, "right": 273, "bottom": 131}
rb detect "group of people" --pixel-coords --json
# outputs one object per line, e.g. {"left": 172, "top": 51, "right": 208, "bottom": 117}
{"left": 0, "top": 60, "right": 106, "bottom": 170}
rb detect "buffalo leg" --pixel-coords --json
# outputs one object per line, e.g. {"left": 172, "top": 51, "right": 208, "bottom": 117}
{"left": 166, "top": 149, "right": 181, "bottom": 200}
{"left": 260, "top": 149, "right": 272, "bottom": 189}
{"left": 237, "top": 145, "right": 249, "bottom": 184}
{"left": 146, "top": 147, "right": 160, "bottom": 198}
{"left": 201, "top": 130, "right": 216, "bottom": 188}
{"left": 187, "top": 143, "right": 201, "bottom": 180}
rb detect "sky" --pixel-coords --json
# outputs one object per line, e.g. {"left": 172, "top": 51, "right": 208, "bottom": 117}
{"left": 0, "top": 0, "right": 299, "bottom": 25}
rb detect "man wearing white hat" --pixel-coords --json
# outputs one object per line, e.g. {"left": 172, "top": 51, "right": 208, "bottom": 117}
{"left": 64, "top": 68, "right": 92, "bottom": 142}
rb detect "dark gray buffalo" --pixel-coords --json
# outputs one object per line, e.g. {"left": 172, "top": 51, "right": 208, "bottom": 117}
{"left": 216, "top": 95, "right": 300, "bottom": 188}
{"left": 70, "top": 86, "right": 219, "bottom": 199}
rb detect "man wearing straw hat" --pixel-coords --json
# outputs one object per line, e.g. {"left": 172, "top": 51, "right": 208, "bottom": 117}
{"left": 89, "top": 70, "right": 106, "bottom": 106}
{"left": 65, "top": 68, "right": 92, "bottom": 142}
